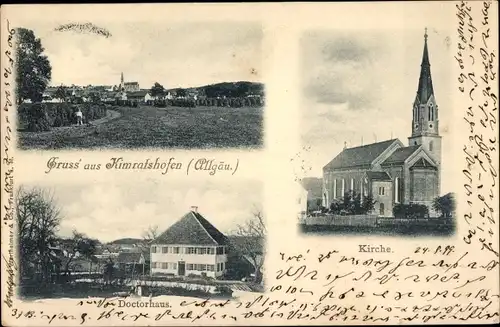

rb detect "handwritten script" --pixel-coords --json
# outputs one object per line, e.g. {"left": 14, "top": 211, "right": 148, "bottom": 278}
{"left": 6, "top": 246, "right": 499, "bottom": 325}
{"left": 457, "top": 0, "right": 498, "bottom": 259}
{"left": 2, "top": 19, "right": 16, "bottom": 310}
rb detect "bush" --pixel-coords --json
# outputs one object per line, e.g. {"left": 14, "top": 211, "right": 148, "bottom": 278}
{"left": 393, "top": 203, "right": 429, "bottom": 219}
{"left": 24, "top": 103, "right": 51, "bottom": 132}
{"left": 18, "top": 102, "right": 107, "bottom": 131}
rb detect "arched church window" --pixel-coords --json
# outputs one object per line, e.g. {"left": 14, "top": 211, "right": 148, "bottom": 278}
{"left": 333, "top": 179, "right": 337, "bottom": 199}
{"left": 395, "top": 177, "right": 400, "bottom": 203}
{"left": 429, "top": 141, "right": 433, "bottom": 152}
{"left": 350, "top": 178, "right": 354, "bottom": 192}
{"left": 341, "top": 179, "right": 345, "bottom": 197}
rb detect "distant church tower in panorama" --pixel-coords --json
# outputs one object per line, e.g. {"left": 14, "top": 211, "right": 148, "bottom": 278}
{"left": 322, "top": 29, "right": 442, "bottom": 216}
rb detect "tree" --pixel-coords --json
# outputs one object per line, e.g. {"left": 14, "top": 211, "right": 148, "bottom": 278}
{"left": 140, "top": 225, "right": 159, "bottom": 253}
{"left": 150, "top": 82, "right": 166, "bottom": 99}
{"left": 16, "top": 187, "right": 61, "bottom": 283}
{"left": 233, "top": 210, "right": 266, "bottom": 284}
{"left": 432, "top": 193, "right": 455, "bottom": 218}
{"left": 16, "top": 28, "right": 52, "bottom": 104}
{"left": 176, "top": 88, "right": 187, "bottom": 97}
{"left": 59, "top": 231, "right": 98, "bottom": 273}
{"left": 329, "top": 191, "right": 375, "bottom": 215}
{"left": 54, "top": 86, "right": 67, "bottom": 102}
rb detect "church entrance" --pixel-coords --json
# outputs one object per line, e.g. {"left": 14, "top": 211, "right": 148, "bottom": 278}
{"left": 379, "top": 203, "right": 385, "bottom": 216}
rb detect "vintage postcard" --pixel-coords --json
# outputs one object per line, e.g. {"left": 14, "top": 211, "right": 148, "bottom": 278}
{"left": 1, "top": 2, "right": 499, "bottom": 326}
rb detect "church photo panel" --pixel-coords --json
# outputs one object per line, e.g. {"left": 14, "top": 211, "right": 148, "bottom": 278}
{"left": 298, "top": 28, "right": 454, "bottom": 237}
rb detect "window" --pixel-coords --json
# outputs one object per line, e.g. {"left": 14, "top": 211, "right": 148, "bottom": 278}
{"left": 186, "top": 247, "right": 195, "bottom": 254}
{"left": 187, "top": 264, "right": 193, "bottom": 270}
{"left": 350, "top": 178, "right": 354, "bottom": 192}
{"left": 209, "top": 265, "right": 215, "bottom": 272}
{"left": 151, "top": 262, "right": 157, "bottom": 269}
{"left": 429, "top": 141, "right": 433, "bottom": 152}
{"left": 208, "top": 247, "right": 215, "bottom": 255}
{"left": 379, "top": 203, "right": 385, "bottom": 216}
{"left": 162, "top": 246, "right": 168, "bottom": 254}
{"left": 333, "top": 179, "right": 337, "bottom": 199}
{"left": 217, "top": 247, "right": 224, "bottom": 255}
{"left": 173, "top": 247, "right": 180, "bottom": 254}
{"left": 395, "top": 177, "right": 400, "bottom": 204}
{"left": 151, "top": 246, "right": 157, "bottom": 253}
{"left": 161, "top": 262, "right": 168, "bottom": 269}
{"left": 378, "top": 187, "right": 385, "bottom": 196}
{"left": 341, "top": 179, "right": 345, "bottom": 196}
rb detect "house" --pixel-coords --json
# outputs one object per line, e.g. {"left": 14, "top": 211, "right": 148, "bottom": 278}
{"left": 127, "top": 90, "right": 153, "bottom": 103}
{"left": 151, "top": 206, "right": 229, "bottom": 278}
{"left": 296, "top": 183, "right": 309, "bottom": 220}
{"left": 322, "top": 31, "right": 441, "bottom": 217}
{"left": 116, "top": 251, "right": 146, "bottom": 275}
{"left": 300, "top": 177, "right": 323, "bottom": 212}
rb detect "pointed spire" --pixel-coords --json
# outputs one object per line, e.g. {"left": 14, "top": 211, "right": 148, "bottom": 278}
{"left": 121, "top": 72, "right": 124, "bottom": 83}
{"left": 416, "top": 28, "right": 434, "bottom": 104}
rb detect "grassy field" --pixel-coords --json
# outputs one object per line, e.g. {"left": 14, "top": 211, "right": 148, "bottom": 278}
{"left": 18, "top": 105, "right": 264, "bottom": 150}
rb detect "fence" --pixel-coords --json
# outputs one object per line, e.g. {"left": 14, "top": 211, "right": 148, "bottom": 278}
{"left": 301, "top": 214, "right": 454, "bottom": 228}
{"left": 302, "top": 214, "right": 379, "bottom": 227}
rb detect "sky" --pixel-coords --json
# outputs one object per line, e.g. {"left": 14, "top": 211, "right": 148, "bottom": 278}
{"left": 17, "top": 21, "right": 263, "bottom": 89}
{"left": 299, "top": 28, "right": 455, "bottom": 194}
{"left": 20, "top": 179, "right": 262, "bottom": 243}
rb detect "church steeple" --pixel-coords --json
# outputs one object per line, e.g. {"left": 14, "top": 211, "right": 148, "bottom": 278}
{"left": 416, "top": 28, "right": 434, "bottom": 105}
{"left": 409, "top": 28, "right": 442, "bottom": 170}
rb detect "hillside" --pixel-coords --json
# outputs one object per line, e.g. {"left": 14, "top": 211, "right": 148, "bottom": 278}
{"left": 107, "top": 238, "right": 142, "bottom": 245}
{"left": 168, "top": 81, "right": 264, "bottom": 98}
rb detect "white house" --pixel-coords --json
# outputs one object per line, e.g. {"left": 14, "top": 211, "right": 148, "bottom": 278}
{"left": 150, "top": 207, "right": 229, "bottom": 278}
{"left": 297, "top": 183, "right": 309, "bottom": 220}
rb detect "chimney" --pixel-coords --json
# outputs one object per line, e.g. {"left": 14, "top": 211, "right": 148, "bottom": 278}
{"left": 190, "top": 206, "right": 198, "bottom": 213}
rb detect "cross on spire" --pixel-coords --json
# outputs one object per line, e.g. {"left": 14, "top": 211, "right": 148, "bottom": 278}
{"left": 424, "top": 27, "right": 428, "bottom": 41}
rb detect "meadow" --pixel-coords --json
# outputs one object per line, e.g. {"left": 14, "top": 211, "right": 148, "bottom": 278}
{"left": 18, "top": 105, "right": 264, "bottom": 150}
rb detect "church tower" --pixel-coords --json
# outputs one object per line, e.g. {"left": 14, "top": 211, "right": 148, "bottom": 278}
{"left": 120, "top": 72, "right": 125, "bottom": 91}
{"left": 408, "top": 29, "right": 442, "bottom": 193}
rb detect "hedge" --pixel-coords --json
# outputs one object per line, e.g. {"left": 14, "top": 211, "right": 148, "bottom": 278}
{"left": 18, "top": 102, "right": 107, "bottom": 131}
{"left": 393, "top": 203, "right": 430, "bottom": 219}
{"left": 151, "top": 97, "right": 264, "bottom": 108}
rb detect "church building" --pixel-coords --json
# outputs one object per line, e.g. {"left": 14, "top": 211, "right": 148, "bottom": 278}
{"left": 322, "top": 30, "right": 441, "bottom": 217}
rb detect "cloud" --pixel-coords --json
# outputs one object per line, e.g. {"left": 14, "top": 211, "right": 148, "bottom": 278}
{"left": 22, "top": 21, "right": 263, "bottom": 88}
{"left": 35, "top": 179, "right": 262, "bottom": 242}
{"left": 302, "top": 32, "right": 386, "bottom": 110}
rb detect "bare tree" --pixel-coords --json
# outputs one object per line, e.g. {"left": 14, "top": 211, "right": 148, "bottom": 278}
{"left": 16, "top": 186, "right": 61, "bottom": 283}
{"left": 233, "top": 209, "right": 266, "bottom": 284}
{"left": 59, "top": 231, "right": 98, "bottom": 274}
{"left": 139, "top": 225, "right": 159, "bottom": 260}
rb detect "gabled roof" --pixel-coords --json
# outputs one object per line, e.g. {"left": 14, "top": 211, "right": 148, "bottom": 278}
{"left": 382, "top": 145, "right": 421, "bottom": 165}
{"left": 410, "top": 157, "right": 437, "bottom": 169}
{"left": 416, "top": 30, "right": 434, "bottom": 104}
{"left": 366, "top": 171, "right": 392, "bottom": 181}
{"left": 117, "top": 252, "right": 143, "bottom": 264}
{"left": 324, "top": 139, "right": 398, "bottom": 170}
{"left": 127, "top": 90, "right": 150, "bottom": 98}
{"left": 153, "top": 211, "right": 229, "bottom": 246}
